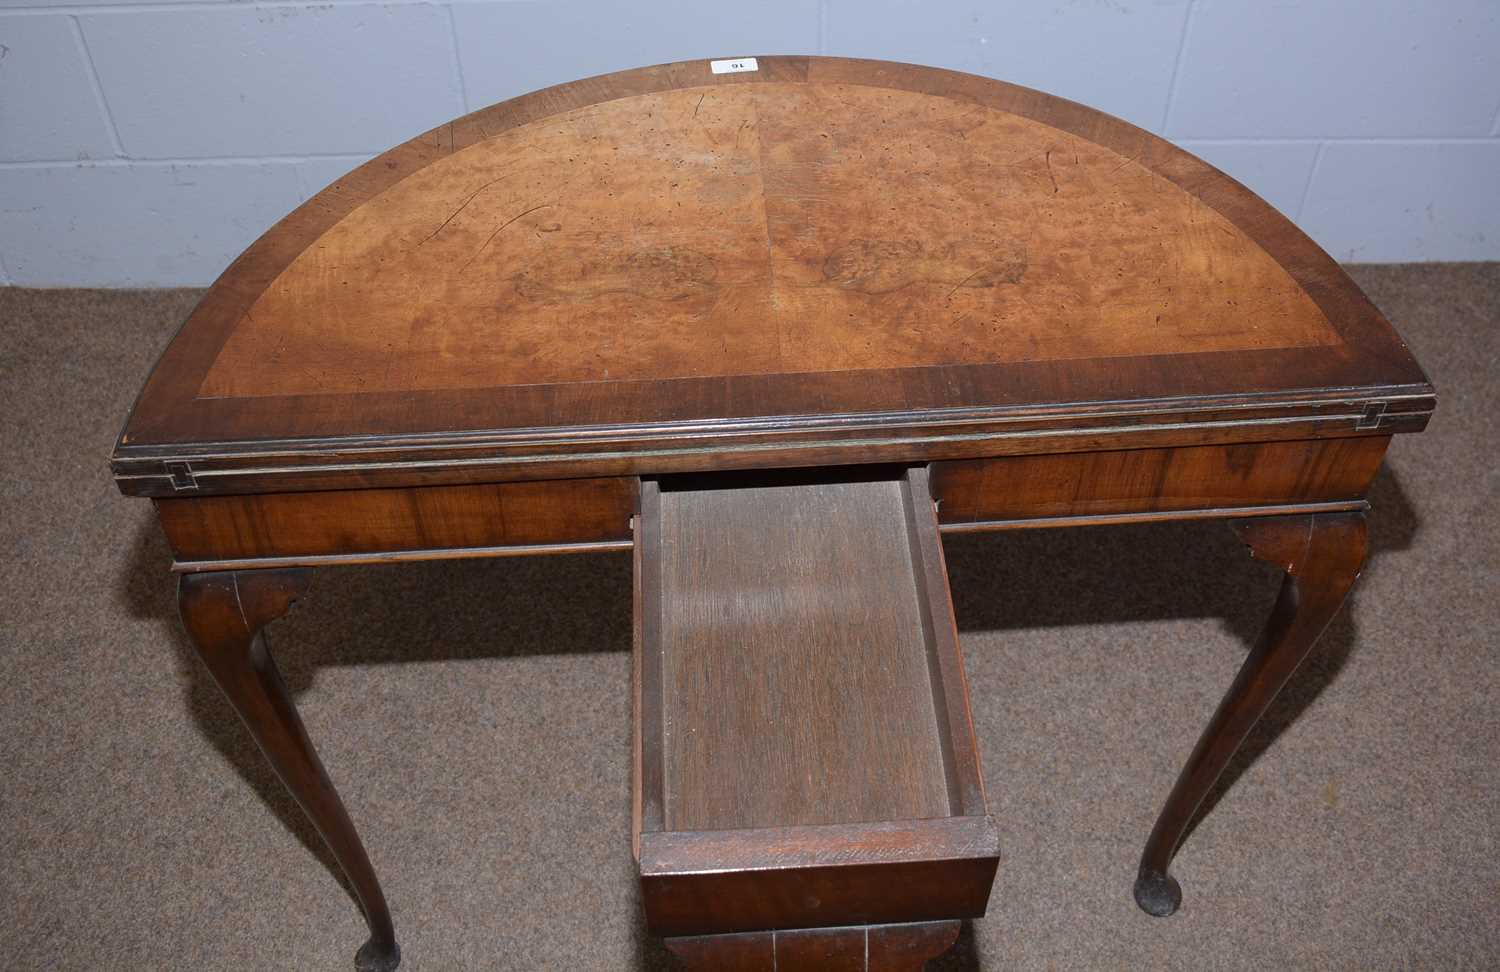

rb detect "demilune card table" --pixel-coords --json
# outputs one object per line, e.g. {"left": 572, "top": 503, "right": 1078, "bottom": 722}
{"left": 111, "top": 57, "right": 1434, "bottom": 971}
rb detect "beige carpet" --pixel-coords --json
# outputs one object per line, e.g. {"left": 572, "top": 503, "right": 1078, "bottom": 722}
{"left": 1, "top": 264, "right": 1496, "bottom": 970}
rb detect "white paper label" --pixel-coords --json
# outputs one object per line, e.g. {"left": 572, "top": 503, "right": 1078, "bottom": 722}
{"left": 710, "top": 57, "right": 759, "bottom": 75}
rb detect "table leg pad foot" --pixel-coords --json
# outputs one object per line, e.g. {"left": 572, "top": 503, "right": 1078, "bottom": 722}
{"left": 355, "top": 938, "right": 401, "bottom": 972}
{"left": 1133, "top": 868, "right": 1182, "bottom": 917}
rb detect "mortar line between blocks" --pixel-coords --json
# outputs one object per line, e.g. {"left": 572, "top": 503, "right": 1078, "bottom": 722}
{"left": 69, "top": 14, "right": 126, "bottom": 157}
{"left": 0, "top": 153, "right": 377, "bottom": 170}
{"left": 1158, "top": 0, "right": 1196, "bottom": 135}
{"left": 1294, "top": 141, "right": 1328, "bottom": 222}
{"left": 2, "top": 0, "right": 464, "bottom": 14}
{"left": 446, "top": 4, "right": 471, "bottom": 114}
{"left": 1170, "top": 135, "right": 1500, "bottom": 145}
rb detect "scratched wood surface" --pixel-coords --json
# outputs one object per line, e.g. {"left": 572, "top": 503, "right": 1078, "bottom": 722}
{"left": 113, "top": 56, "right": 1432, "bottom": 497}
{"left": 652, "top": 474, "right": 952, "bottom": 831}
{"left": 201, "top": 81, "right": 1334, "bottom": 398}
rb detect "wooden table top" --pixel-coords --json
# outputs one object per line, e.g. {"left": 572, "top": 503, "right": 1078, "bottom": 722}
{"left": 114, "top": 56, "right": 1432, "bottom": 498}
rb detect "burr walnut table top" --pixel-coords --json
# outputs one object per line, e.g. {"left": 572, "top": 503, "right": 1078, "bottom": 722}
{"left": 112, "top": 56, "right": 1432, "bottom": 498}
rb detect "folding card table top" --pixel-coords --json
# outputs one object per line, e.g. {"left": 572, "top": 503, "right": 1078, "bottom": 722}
{"left": 112, "top": 56, "right": 1433, "bottom": 971}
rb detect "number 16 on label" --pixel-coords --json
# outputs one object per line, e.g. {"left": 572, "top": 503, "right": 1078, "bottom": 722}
{"left": 711, "top": 57, "right": 759, "bottom": 75}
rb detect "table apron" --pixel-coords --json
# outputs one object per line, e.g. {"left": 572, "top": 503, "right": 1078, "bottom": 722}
{"left": 156, "top": 476, "right": 640, "bottom": 571}
{"left": 157, "top": 436, "right": 1388, "bottom": 571}
{"left": 930, "top": 436, "right": 1388, "bottom": 530}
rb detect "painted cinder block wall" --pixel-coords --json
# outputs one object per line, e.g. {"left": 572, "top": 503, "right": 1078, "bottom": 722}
{"left": 1, "top": 0, "right": 1497, "bottom": 287}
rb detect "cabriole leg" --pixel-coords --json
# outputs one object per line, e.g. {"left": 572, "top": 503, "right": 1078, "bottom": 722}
{"left": 1134, "top": 511, "right": 1368, "bottom": 917}
{"left": 177, "top": 569, "right": 400, "bottom": 971}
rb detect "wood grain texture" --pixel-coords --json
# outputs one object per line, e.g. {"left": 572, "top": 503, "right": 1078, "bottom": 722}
{"left": 1134, "top": 511, "right": 1370, "bottom": 918}
{"left": 902, "top": 467, "right": 985, "bottom": 816}
{"left": 112, "top": 56, "right": 1432, "bottom": 497}
{"left": 665, "top": 929, "right": 774, "bottom": 971}
{"left": 114, "top": 406, "right": 1417, "bottom": 499}
{"left": 201, "top": 83, "right": 1333, "bottom": 398}
{"left": 635, "top": 481, "right": 667, "bottom": 837}
{"left": 867, "top": 922, "right": 963, "bottom": 972}
{"left": 931, "top": 436, "right": 1389, "bottom": 524}
{"left": 634, "top": 468, "right": 998, "bottom": 937}
{"left": 177, "top": 570, "right": 400, "bottom": 970}
{"left": 640, "top": 840, "right": 998, "bottom": 937}
{"left": 936, "top": 501, "right": 1367, "bottom": 534}
{"left": 640, "top": 816, "right": 1001, "bottom": 875}
{"left": 767, "top": 925, "right": 867, "bottom": 971}
{"left": 166, "top": 539, "right": 634, "bottom": 574}
{"left": 656, "top": 475, "right": 947, "bottom": 831}
{"left": 154, "top": 477, "right": 636, "bottom": 563}
{"left": 666, "top": 921, "right": 960, "bottom": 972}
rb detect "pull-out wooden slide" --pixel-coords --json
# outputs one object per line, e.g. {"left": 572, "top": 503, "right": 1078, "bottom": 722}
{"left": 633, "top": 466, "right": 1000, "bottom": 969}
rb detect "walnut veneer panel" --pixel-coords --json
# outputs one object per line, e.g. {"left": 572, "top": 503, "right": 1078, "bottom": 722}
{"left": 931, "top": 437, "right": 1389, "bottom": 524}
{"left": 201, "top": 82, "right": 1334, "bottom": 398}
{"left": 116, "top": 57, "right": 1431, "bottom": 491}
{"left": 155, "top": 477, "right": 635, "bottom": 563}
